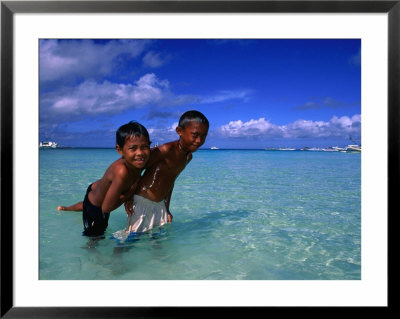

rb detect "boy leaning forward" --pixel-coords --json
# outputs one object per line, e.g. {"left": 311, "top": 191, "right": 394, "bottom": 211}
{"left": 122, "top": 110, "right": 209, "bottom": 234}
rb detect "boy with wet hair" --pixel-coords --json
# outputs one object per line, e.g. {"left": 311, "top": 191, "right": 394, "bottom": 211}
{"left": 122, "top": 110, "right": 209, "bottom": 233}
{"left": 58, "top": 121, "right": 151, "bottom": 237}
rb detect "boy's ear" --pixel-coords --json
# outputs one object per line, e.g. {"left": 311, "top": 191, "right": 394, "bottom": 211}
{"left": 176, "top": 126, "right": 183, "bottom": 136}
{"left": 115, "top": 145, "right": 123, "bottom": 155}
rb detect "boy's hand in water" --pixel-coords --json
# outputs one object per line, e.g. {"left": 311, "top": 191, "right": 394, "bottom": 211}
{"left": 124, "top": 199, "right": 134, "bottom": 215}
{"left": 167, "top": 212, "right": 173, "bottom": 223}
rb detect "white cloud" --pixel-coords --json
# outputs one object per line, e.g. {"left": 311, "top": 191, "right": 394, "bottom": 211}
{"left": 39, "top": 40, "right": 255, "bottom": 123}
{"left": 144, "top": 122, "right": 179, "bottom": 143}
{"left": 282, "top": 119, "right": 329, "bottom": 138}
{"left": 219, "top": 118, "right": 282, "bottom": 138}
{"left": 142, "top": 51, "right": 168, "bottom": 68}
{"left": 168, "top": 122, "right": 179, "bottom": 132}
{"left": 41, "top": 73, "right": 177, "bottom": 119}
{"left": 40, "top": 39, "right": 151, "bottom": 82}
{"left": 41, "top": 72, "right": 254, "bottom": 122}
{"left": 217, "top": 115, "right": 361, "bottom": 139}
{"left": 200, "top": 90, "right": 252, "bottom": 104}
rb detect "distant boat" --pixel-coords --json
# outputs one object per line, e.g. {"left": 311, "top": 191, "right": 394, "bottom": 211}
{"left": 265, "top": 147, "right": 296, "bottom": 151}
{"left": 39, "top": 141, "right": 58, "bottom": 149}
{"left": 345, "top": 144, "right": 361, "bottom": 153}
{"left": 210, "top": 146, "right": 219, "bottom": 150}
{"left": 279, "top": 148, "right": 296, "bottom": 151}
{"left": 301, "top": 147, "right": 321, "bottom": 151}
{"left": 332, "top": 146, "right": 347, "bottom": 152}
{"left": 322, "top": 147, "right": 338, "bottom": 152}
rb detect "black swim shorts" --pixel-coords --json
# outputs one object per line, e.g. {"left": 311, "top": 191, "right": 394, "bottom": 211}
{"left": 82, "top": 184, "right": 110, "bottom": 237}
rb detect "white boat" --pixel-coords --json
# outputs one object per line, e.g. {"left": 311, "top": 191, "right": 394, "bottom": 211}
{"left": 322, "top": 147, "right": 338, "bottom": 152}
{"left": 332, "top": 146, "right": 347, "bottom": 152}
{"left": 345, "top": 144, "right": 361, "bottom": 152}
{"left": 279, "top": 147, "right": 296, "bottom": 151}
{"left": 39, "top": 141, "right": 58, "bottom": 149}
{"left": 210, "top": 146, "right": 219, "bottom": 150}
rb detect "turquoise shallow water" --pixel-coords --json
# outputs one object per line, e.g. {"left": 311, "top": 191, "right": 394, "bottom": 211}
{"left": 39, "top": 148, "right": 361, "bottom": 280}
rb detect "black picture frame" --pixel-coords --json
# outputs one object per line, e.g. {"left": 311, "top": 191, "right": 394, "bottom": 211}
{"left": 1, "top": 0, "right": 395, "bottom": 317}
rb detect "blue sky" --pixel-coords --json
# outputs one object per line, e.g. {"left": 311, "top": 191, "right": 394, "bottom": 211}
{"left": 39, "top": 39, "right": 361, "bottom": 149}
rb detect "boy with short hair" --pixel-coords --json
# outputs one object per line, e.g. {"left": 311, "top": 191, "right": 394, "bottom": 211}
{"left": 122, "top": 110, "right": 209, "bottom": 234}
{"left": 58, "top": 121, "right": 151, "bottom": 236}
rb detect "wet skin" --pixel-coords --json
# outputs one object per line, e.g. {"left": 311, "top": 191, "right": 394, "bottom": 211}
{"left": 87, "top": 135, "right": 150, "bottom": 213}
{"left": 134, "top": 121, "right": 209, "bottom": 218}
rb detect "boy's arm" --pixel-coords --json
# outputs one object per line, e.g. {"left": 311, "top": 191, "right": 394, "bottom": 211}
{"left": 101, "top": 170, "right": 128, "bottom": 213}
{"left": 164, "top": 184, "right": 174, "bottom": 222}
{"left": 121, "top": 173, "right": 142, "bottom": 215}
{"left": 124, "top": 197, "right": 134, "bottom": 215}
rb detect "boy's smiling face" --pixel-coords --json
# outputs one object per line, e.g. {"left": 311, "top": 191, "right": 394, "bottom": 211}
{"left": 176, "top": 121, "right": 209, "bottom": 153}
{"left": 117, "top": 135, "right": 150, "bottom": 169}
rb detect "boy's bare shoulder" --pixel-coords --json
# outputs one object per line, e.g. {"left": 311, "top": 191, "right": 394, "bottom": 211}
{"left": 108, "top": 158, "right": 130, "bottom": 179}
{"left": 145, "top": 141, "right": 178, "bottom": 168}
{"left": 158, "top": 141, "right": 176, "bottom": 152}
{"left": 153, "top": 141, "right": 177, "bottom": 158}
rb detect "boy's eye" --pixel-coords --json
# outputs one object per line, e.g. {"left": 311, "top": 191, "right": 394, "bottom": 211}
{"left": 193, "top": 133, "right": 206, "bottom": 139}
{"left": 129, "top": 145, "right": 150, "bottom": 151}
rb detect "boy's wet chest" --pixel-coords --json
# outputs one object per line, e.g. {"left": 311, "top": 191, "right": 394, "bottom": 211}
{"left": 163, "top": 155, "right": 188, "bottom": 175}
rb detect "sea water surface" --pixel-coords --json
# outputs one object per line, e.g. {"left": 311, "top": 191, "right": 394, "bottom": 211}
{"left": 39, "top": 148, "right": 361, "bottom": 280}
